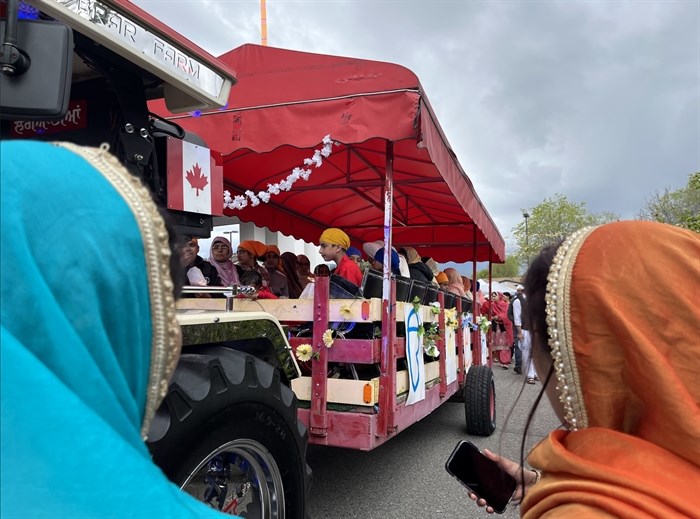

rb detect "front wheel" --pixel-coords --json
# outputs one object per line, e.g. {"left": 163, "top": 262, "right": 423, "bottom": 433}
{"left": 148, "top": 348, "right": 311, "bottom": 518}
{"left": 464, "top": 365, "right": 496, "bottom": 436}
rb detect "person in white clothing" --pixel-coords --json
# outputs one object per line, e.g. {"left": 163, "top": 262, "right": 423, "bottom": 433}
{"left": 513, "top": 288, "right": 538, "bottom": 384}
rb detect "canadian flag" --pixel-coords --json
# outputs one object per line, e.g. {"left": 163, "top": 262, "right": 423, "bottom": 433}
{"left": 167, "top": 137, "right": 224, "bottom": 216}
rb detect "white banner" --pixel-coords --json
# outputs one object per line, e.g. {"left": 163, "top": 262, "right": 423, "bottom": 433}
{"left": 463, "top": 314, "right": 473, "bottom": 372}
{"left": 445, "top": 325, "right": 457, "bottom": 385}
{"left": 405, "top": 305, "right": 426, "bottom": 405}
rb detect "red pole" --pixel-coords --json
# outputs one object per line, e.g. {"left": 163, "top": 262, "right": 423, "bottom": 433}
{"left": 472, "top": 226, "right": 480, "bottom": 365}
{"left": 309, "top": 275, "right": 329, "bottom": 436}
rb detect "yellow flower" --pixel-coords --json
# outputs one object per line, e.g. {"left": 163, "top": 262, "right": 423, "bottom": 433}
{"left": 296, "top": 343, "right": 313, "bottom": 362}
{"left": 322, "top": 329, "right": 335, "bottom": 348}
{"left": 339, "top": 304, "right": 353, "bottom": 319}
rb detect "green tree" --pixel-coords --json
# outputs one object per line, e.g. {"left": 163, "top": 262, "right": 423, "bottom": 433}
{"left": 638, "top": 173, "right": 700, "bottom": 233}
{"left": 476, "top": 255, "right": 520, "bottom": 279}
{"left": 512, "top": 194, "right": 618, "bottom": 268}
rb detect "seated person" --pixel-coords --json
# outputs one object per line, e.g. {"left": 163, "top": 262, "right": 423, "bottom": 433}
{"left": 436, "top": 271, "right": 449, "bottom": 289}
{"left": 263, "top": 245, "right": 289, "bottom": 298}
{"left": 180, "top": 237, "right": 221, "bottom": 297}
{"left": 314, "top": 263, "right": 330, "bottom": 277}
{"left": 238, "top": 270, "right": 278, "bottom": 299}
{"left": 346, "top": 246, "right": 363, "bottom": 265}
{"left": 281, "top": 252, "right": 304, "bottom": 298}
{"left": 364, "top": 240, "right": 410, "bottom": 277}
{"left": 208, "top": 235, "right": 239, "bottom": 287}
{"left": 297, "top": 254, "right": 315, "bottom": 288}
{"left": 318, "top": 228, "right": 362, "bottom": 286}
{"left": 370, "top": 247, "right": 401, "bottom": 276}
{"left": 236, "top": 240, "right": 268, "bottom": 280}
{"left": 444, "top": 267, "right": 467, "bottom": 296}
{"left": 400, "top": 247, "right": 433, "bottom": 283}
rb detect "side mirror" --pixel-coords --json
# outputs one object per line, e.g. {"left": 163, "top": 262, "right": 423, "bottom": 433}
{"left": 0, "top": 19, "right": 73, "bottom": 120}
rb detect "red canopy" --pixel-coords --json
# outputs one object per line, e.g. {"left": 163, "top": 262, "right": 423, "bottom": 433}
{"left": 151, "top": 44, "right": 505, "bottom": 263}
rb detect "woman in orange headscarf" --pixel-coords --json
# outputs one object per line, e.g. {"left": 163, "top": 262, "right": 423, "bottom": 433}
{"left": 470, "top": 221, "right": 700, "bottom": 517}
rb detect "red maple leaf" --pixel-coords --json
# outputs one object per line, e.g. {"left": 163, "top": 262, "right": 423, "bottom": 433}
{"left": 185, "top": 162, "right": 208, "bottom": 196}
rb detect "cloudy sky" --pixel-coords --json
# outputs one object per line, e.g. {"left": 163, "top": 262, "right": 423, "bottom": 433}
{"left": 134, "top": 0, "right": 699, "bottom": 251}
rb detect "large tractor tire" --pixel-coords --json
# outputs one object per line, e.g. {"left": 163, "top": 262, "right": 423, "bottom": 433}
{"left": 464, "top": 365, "right": 496, "bottom": 436}
{"left": 148, "top": 347, "right": 311, "bottom": 519}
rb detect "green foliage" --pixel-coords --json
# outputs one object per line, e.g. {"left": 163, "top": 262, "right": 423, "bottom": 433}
{"left": 638, "top": 173, "right": 700, "bottom": 233}
{"left": 476, "top": 255, "right": 520, "bottom": 279}
{"left": 512, "top": 194, "right": 619, "bottom": 268}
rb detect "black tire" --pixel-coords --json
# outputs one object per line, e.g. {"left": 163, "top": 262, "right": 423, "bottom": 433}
{"left": 148, "top": 347, "right": 311, "bottom": 519}
{"left": 464, "top": 365, "right": 496, "bottom": 436}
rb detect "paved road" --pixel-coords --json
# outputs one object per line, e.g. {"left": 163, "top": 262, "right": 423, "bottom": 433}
{"left": 306, "top": 366, "right": 560, "bottom": 519}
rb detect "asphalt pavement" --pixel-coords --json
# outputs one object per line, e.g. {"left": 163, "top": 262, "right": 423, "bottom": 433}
{"left": 306, "top": 365, "right": 560, "bottom": 519}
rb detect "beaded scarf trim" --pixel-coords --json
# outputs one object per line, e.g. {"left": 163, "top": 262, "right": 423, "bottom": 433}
{"left": 546, "top": 226, "right": 596, "bottom": 431}
{"left": 55, "top": 143, "right": 180, "bottom": 439}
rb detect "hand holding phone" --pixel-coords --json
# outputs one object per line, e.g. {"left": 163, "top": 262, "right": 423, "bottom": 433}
{"left": 445, "top": 440, "right": 517, "bottom": 514}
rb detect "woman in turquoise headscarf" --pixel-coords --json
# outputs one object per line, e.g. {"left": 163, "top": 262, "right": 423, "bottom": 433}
{"left": 0, "top": 141, "right": 237, "bottom": 518}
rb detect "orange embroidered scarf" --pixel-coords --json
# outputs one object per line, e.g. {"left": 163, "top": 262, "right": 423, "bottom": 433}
{"left": 522, "top": 221, "right": 700, "bottom": 518}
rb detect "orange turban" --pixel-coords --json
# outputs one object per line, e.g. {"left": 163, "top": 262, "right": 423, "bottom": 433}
{"left": 265, "top": 244, "right": 281, "bottom": 256}
{"left": 522, "top": 222, "right": 700, "bottom": 518}
{"left": 319, "top": 228, "right": 350, "bottom": 250}
{"left": 238, "top": 240, "right": 267, "bottom": 258}
{"left": 436, "top": 272, "right": 449, "bottom": 284}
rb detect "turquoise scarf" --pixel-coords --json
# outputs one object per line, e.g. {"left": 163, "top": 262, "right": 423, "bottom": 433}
{"left": 1, "top": 141, "right": 232, "bottom": 518}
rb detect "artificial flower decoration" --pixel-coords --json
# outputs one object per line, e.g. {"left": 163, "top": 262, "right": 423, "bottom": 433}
{"left": 339, "top": 304, "right": 354, "bottom": 320}
{"left": 322, "top": 329, "right": 335, "bottom": 348}
{"left": 477, "top": 315, "right": 491, "bottom": 333}
{"left": 444, "top": 308, "right": 459, "bottom": 330}
{"left": 424, "top": 343, "right": 440, "bottom": 358}
{"left": 429, "top": 301, "right": 441, "bottom": 315}
{"left": 295, "top": 343, "right": 314, "bottom": 362}
{"left": 411, "top": 296, "right": 422, "bottom": 314}
{"left": 421, "top": 322, "right": 440, "bottom": 358}
{"left": 224, "top": 135, "right": 335, "bottom": 211}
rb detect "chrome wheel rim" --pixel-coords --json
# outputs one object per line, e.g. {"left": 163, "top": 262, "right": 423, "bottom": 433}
{"left": 180, "top": 439, "right": 285, "bottom": 518}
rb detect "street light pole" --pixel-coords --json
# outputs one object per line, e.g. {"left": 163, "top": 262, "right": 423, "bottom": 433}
{"left": 224, "top": 230, "right": 238, "bottom": 244}
{"left": 523, "top": 211, "right": 530, "bottom": 269}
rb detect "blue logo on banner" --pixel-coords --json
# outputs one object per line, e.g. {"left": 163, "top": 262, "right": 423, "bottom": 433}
{"left": 406, "top": 307, "right": 422, "bottom": 392}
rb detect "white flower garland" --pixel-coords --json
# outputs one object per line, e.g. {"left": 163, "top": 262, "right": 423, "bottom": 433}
{"left": 223, "top": 135, "right": 335, "bottom": 211}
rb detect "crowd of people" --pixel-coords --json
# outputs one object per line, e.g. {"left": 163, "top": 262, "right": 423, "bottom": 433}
{"left": 182, "top": 226, "right": 487, "bottom": 304}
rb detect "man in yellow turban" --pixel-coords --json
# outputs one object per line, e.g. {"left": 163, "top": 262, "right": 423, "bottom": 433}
{"left": 318, "top": 228, "right": 362, "bottom": 286}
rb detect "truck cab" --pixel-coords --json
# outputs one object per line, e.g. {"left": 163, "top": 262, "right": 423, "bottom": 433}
{"left": 1, "top": 2, "right": 311, "bottom": 517}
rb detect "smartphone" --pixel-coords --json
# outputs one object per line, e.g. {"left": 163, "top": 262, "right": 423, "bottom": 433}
{"left": 445, "top": 440, "right": 517, "bottom": 514}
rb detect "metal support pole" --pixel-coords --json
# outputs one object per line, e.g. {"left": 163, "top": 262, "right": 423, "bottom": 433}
{"left": 378, "top": 140, "right": 396, "bottom": 437}
{"left": 472, "top": 226, "right": 480, "bottom": 365}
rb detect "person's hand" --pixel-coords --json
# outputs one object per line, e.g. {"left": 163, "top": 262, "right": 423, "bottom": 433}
{"left": 180, "top": 246, "right": 196, "bottom": 266}
{"left": 467, "top": 449, "right": 538, "bottom": 512}
{"left": 517, "top": 329, "right": 524, "bottom": 341}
